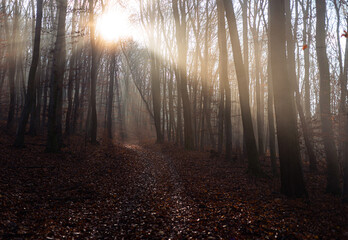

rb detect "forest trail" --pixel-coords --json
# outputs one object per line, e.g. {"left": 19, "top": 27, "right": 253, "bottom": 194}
{"left": 119, "top": 143, "right": 195, "bottom": 238}
{"left": 0, "top": 133, "right": 347, "bottom": 239}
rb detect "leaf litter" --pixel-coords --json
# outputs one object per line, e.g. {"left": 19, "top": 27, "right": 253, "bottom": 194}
{"left": 0, "top": 132, "right": 347, "bottom": 239}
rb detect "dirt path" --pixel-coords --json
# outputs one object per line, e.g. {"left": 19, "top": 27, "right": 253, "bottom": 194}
{"left": 117, "top": 144, "right": 196, "bottom": 239}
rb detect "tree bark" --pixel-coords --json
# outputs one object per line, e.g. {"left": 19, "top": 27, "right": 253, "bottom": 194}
{"left": 172, "top": 0, "right": 194, "bottom": 150}
{"left": 65, "top": 0, "right": 78, "bottom": 136}
{"left": 217, "top": 0, "right": 232, "bottom": 160}
{"left": 7, "top": 0, "right": 19, "bottom": 131}
{"left": 14, "top": 0, "right": 43, "bottom": 147}
{"left": 341, "top": 15, "right": 348, "bottom": 202}
{"left": 315, "top": 0, "right": 341, "bottom": 195}
{"left": 223, "top": 0, "right": 261, "bottom": 174}
{"left": 270, "top": 0, "right": 307, "bottom": 197}
{"left": 88, "top": 0, "right": 98, "bottom": 144}
{"left": 107, "top": 52, "right": 116, "bottom": 139}
{"left": 46, "top": 0, "right": 67, "bottom": 152}
{"left": 285, "top": 0, "right": 317, "bottom": 171}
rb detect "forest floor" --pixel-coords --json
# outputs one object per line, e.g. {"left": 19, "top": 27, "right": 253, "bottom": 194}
{"left": 0, "top": 129, "right": 348, "bottom": 239}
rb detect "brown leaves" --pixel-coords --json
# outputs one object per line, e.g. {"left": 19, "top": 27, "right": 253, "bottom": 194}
{"left": 0, "top": 132, "right": 347, "bottom": 239}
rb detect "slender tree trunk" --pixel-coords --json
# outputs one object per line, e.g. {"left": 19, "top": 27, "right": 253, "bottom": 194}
{"left": 114, "top": 62, "right": 124, "bottom": 141}
{"left": 285, "top": 0, "right": 317, "bottom": 171}
{"left": 107, "top": 52, "right": 116, "bottom": 139}
{"left": 13, "top": 0, "right": 43, "bottom": 147}
{"left": 270, "top": 0, "right": 307, "bottom": 197}
{"left": 88, "top": 0, "right": 98, "bottom": 144}
{"left": 223, "top": 0, "right": 261, "bottom": 174}
{"left": 267, "top": 57, "right": 277, "bottom": 176}
{"left": 341, "top": 16, "right": 348, "bottom": 202}
{"left": 28, "top": 62, "right": 40, "bottom": 136}
{"left": 149, "top": 0, "right": 163, "bottom": 143}
{"left": 265, "top": 10, "right": 277, "bottom": 176}
{"left": 46, "top": 0, "right": 67, "bottom": 152}
{"left": 217, "top": 80, "right": 224, "bottom": 152}
{"left": 334, "top": 0, "right": 346, "bottom": 162}
{"left": 217, "top": 0, "right": 232, "bottom": 160}
{"left": 0, "top": 0, "right": 10, "bottom": 119}
{"left": 254, "top": 36, "right": 264, "bottom": 157}
{"left": 7, "top": 0, "right": 19, "bottom": 131}
{"left": 31, "top": 62, "right": 44, "bottom": 133}
{"left": 241, "top": 0, "right": 249, "bottom": 158}
{"left": 172, "top": 0, "right": 193, "bottom": 150}
{"left": 302, "top": 0, "right": 311, "bottom": 120}
{"left": 201, "top": 3, "right": 211, "bottom": 150}
{"left": 168, "top": 69, "right": 174, "bottom": 141}
{"left": 315, "top": 0, "right": 341, "bottom": 195}
{"left": 65, "top": 0, "right": 78, "bottom": 136}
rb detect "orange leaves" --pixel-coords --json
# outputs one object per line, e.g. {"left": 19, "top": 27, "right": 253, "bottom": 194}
{"left": 302, "top": 44, "right": 308, "bottom": 50}
{"left": 341, "top": 30, "right": 348, "bottom": 38}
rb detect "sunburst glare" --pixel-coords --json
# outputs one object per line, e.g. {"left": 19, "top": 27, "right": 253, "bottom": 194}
{"left": 96, "top": 8, "right": 134, "bottom": 43}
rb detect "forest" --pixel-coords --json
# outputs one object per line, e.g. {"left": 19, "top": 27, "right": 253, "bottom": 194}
{"left": 0, "top": 0, "right": 348, "bottom": 239}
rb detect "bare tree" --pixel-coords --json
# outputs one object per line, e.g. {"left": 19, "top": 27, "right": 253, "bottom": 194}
{"left": 87, "top": 0, "right": 99, "bottom": 144}
{"left": 14, "top": 0, "right": 43, "bottom": 147}
{"left": 270, "top": 0, "right": 307, "bottom": 197}
{"left": 223, "top": 0, "right": 261, "bottom": 174}
{"left": 172, "top": 0, "right": 194, "bottom": 149}
{"left": 46, "top": 0, "right": 67, "bottom": 152}
{"left": 6, "top": 0, "right": 19, "bottom": 131}
{"left": 315, "top": 0, "right": 341, "bottom": 195}
{"left": 217, "top": 0, "right": 232, "bottom": 160}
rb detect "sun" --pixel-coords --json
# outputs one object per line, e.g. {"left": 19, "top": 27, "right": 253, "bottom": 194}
{"left": 96, "top": 9, "right": 133, "bottom": 43}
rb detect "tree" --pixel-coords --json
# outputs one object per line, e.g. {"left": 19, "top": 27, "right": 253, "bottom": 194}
{"left": 46, "top": 0, "right": 67, "bottom": 152}
{"left": 65, "top": 0, "right": 78, "bottom": 136}
{"left": 315, "top": 0, "right": 341, "bottom": 195}
{"left": 217, "top": 0, "right": 232, "bottom": 160}
{"left": 6, "top": 0, "right": 19, "bottom": 131}
{"left": 14, "top": 0, "right": 43, "bottom": 147}
{"left": 222, "top": 0, "right": 261, "bottom": 174}
{"left": 107, "top": 52, "right": 116, "bottom": 139}
{"left": 172, "top": 0, "right": 194, "bottom": 149}
{"left": 285, "top": 0, "right": 317, "bottom": 171}
{"left": 149, "top": 0, "right": 163, "bottom": 143}
{"left": 250, "top": 0, "right": 265, "bottom": 157}
{"left": 341, "top": 14, "right": 348, "bottom": 202}
{"left": 88, "top": 0, "right": 98, "bottom": 144}
{"left": 264, "top": 3, "right": 277, "bottom": 176}
{"left": 269, "top": 0, "right": 307, "bottom": 197}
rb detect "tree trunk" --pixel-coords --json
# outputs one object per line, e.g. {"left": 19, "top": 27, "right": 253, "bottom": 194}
{"left": 254, "top": 35, "right": 264, "bottom": 157}
{"left": 265, "top": 11, "right": 277, "bottom": 176}
{"left": 13, "top": 0, "right": 43, "bottom": 147}
{"left": 267, "top": 59, "right": 277, "bottom": 176}
{"left": 7, "top": 0, "right": 19, "bottom": 131}
{"left": 172, "top": 0, "right": 193, "bottom": 150}
{"left": 285, "top": 0, "right": 317, "bottom": 171}
{"left": 269, "top": 0, "right": 307, "bottom": 197}
{"left": 341, "top": 15, "right": 348, "bottom": 202}
{"left": 46, "top": 0, "right": 67, "bottom": 152}
{"left": 223, "top": 0, "right": 261, "bottom": 174}
{"left": 28, "top": 63, "right": 40, "bottom": 136}
{"left": 88, "top": 0, "right": 98, "bottom": 144}
{"left": 315, "top": 0, "right": 341, "bottom": 195}
{"left": 241, "top": 0, "right": 249, "bottom": 158}
{"left": 65, "top": 0, "right": 78, "bottom": 136}
{"left": 217, "top": 0, "right": 232, "bottom": 160}
{"left": 107, "top": 52, "right": 116, "bottom": 139}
